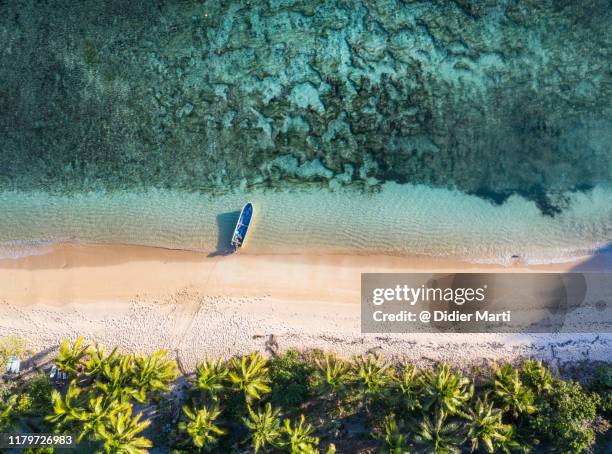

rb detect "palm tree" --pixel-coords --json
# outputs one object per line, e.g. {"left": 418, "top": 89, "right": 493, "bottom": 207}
{"left": 229, "top": 352, "right": 271, "bottom": 403}
{"left": 465, "top": 394, "right": 513, "bottom": 453}
{"left": 180, "top": 404, "right": 225, "bottom": 451}
{"left": 285, "top": 444, "right": 335, "bottom": 454}
{"left": 243, "top": 402, "right": 282, "bottom": 453}
{"left": 492, "top": 364, "right": 535, "bottom": 418}
{"left": 56, "top": 336, "right": 90, "bottom": 375}
{"left": 419, "top": 364, "right": 473, "bottom": 415}
{"left": 131, "top": 350, "right": 178, "bottom": 403}
{"left": 353, "top": 354, "right": 394, "bottom": 399}
{"left": 414, "top": 410, "right": 465, "bottom": 454}
{"left": 398, "top": 364, "right": 421, "bottom": 412}
{"left": 75, "top": 396, "right": 127, "bottom": 444}
{"left": 195, "top": 357, "right": 229, "bottom": 401}
{"left": 320, "top": 444, "right": 337, "bottom": 454}
{"left": 495, "top": 425, "right": 530, "bottom": 454}
{"left": 84, "top": 345, "right": 120, "bottom": 381}
{"left": 282, "top": 415, "right": 319, "bottom": 453}
{"left": 380, "top": 414, "right": 406, "bottom": 454}
{"left": 314, "top": 353, "right": 352, "bottom": 395}
{"left": 0, "top": 395, "right": 18, "bottom": 432}
{"left": 94, "top": 354, "right": 136, "bottom": 403}
{"left": 96, "top": 404, "right": 152, "bottom": 454}
{"left": 46, "top": 380, "right": 83, "bottom": 430}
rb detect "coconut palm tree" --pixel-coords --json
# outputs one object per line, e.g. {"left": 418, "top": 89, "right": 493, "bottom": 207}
{"left": 56, "top": 336, "right": 90, "bottom": 375}
{"left": 46, "top": 380, "right": 83, "bottom": 429}
{"left": 419, "top": 364, "right": 473, "bottom": 415}
{"left": 398, "top": 364, "right": 421, "bottom": 412}
{"left": 94, "top": 354, "right": 137, "bottom": 403}
{"left": 96, "top": 404, "right": 152, "bottom": 454}
{"left": 243, "top": 402, "right": 282, "bottom": 453}
{"left": 495, "top": 426, "right": 530, "bottom": 454}
{"left": 84, "top": 345, "right": 121, "bottom": 381}
{"left": 195, "top": 356, "right": 229, "bottom": 401}
{"left": 282, "top": 414, "right": 319, "bottom": 453}
{"left": 379, "top": 414, "right": 406, "bottom": 454}
{"left": 314, "top": 353, "right": 352, "bottom": 395}
{"left": 180, "top": 404, "right": 225, "bottom": 451}
{"left": 75, "top": 396, "right": 128, "bottom": 444}
{"left": 353, "top": 354, "right": 394, "bottom": 399}
{"left": 229, "top": 352, "right": 271, "bottom": 403}
{"left": 492, "top": 364, "right": 535, "bottom": 419}
{"left": 465, "top": 394, "right": 513, "bottom": 453}
{"left": 131, "top": 350, "right": 178, "bottom": 403}
{"left": 413, "top": 410, "right": 465, "bottom": 454}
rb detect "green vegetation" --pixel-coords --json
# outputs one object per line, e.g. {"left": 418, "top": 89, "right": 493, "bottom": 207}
{"left": 531, "top": 380, "right": 600, "bottom": 453}
{"left": 0, "top": 335, "right": 27, "bottom": 370}
{"left": 268, "top": 349, "right": 314, "bottom": 409}
{"left": 0, "top": 337, "right": 609, "bottom": 453}
{"left": 1, "top": 336, "right": 176, "bottom": 453}
{"left": 591, "top": 364, "right": 612, "bottom": 420}
{"left": 228, "top": 352, "right": 272, "bottom": 404}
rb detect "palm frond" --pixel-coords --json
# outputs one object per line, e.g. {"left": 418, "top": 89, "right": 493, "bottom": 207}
{"left": 229, "top": 352, "right": 271, "bottom": 403}
{"left": 243, "top": 402, "right": 282, "bottom": 453}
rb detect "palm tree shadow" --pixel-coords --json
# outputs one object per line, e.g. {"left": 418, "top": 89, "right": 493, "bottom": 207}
{"left": 207, "top": 211, "right": 241, "bottom": 257}
{"left": 22, "top": 345, "right": 57, "bottom": 374}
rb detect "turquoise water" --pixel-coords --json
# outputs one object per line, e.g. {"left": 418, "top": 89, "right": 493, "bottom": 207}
{"left": 0, "top": 1, "right": 611, "bottom": 262}
{"left": 0, "top": 183, "right": 610, "bottom": 264}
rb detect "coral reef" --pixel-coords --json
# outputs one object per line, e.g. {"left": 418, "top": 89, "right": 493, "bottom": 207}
{"left": 0, "top": 0, "right": 610, "bottom": 214}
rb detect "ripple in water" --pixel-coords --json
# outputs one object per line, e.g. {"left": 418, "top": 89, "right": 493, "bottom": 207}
{"left": 0, "top": 183, "right": 610, "bottom": 264}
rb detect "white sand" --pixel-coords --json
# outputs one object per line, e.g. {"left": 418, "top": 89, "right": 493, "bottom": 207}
{"left": 0, "top": 244, "right": 609, "bottom": 371}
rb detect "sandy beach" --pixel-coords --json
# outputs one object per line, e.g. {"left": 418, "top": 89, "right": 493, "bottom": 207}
{"left": 1, "top": 0, "right": 611, "bottom": 378}
{"left": 0, "top": 244, "right": 610, "bottom": 371}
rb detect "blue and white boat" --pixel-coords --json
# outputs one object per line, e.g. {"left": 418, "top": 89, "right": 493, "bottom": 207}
{"left": 231, "top": 202, "right": 253, "bottom": 250}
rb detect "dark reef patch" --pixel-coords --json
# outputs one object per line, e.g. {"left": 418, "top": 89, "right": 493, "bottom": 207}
{"left": 0, "top": 0, "right": 610, "bottom": 215}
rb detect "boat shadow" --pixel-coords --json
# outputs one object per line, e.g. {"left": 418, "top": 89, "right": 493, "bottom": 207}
{"left": 207, "top": 210, "right": 241, "bottom": 257}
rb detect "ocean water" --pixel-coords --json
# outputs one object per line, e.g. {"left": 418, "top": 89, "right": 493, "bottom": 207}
{"left": 0, "top": 183, "right": 610, "bottom": 264}
{"left": 0, "top": 1, "right": 611, "bottom": 263}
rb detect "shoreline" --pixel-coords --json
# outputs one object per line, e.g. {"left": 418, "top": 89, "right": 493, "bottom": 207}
{"left": 0, "top": 243, "right": 609, "bottom": 371}
{"left": 2, "top": 183, "right": 611, "bottom": 265}
{"left": 0, "top": 242, "right": 601, "bottom": 306}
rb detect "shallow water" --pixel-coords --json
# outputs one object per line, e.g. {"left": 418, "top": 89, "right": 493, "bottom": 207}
{"left": 1, "top": 183, "right": 610, "bottom": 264}
{"left": 0, "top": 1, "right": 611, "bottom": 262}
